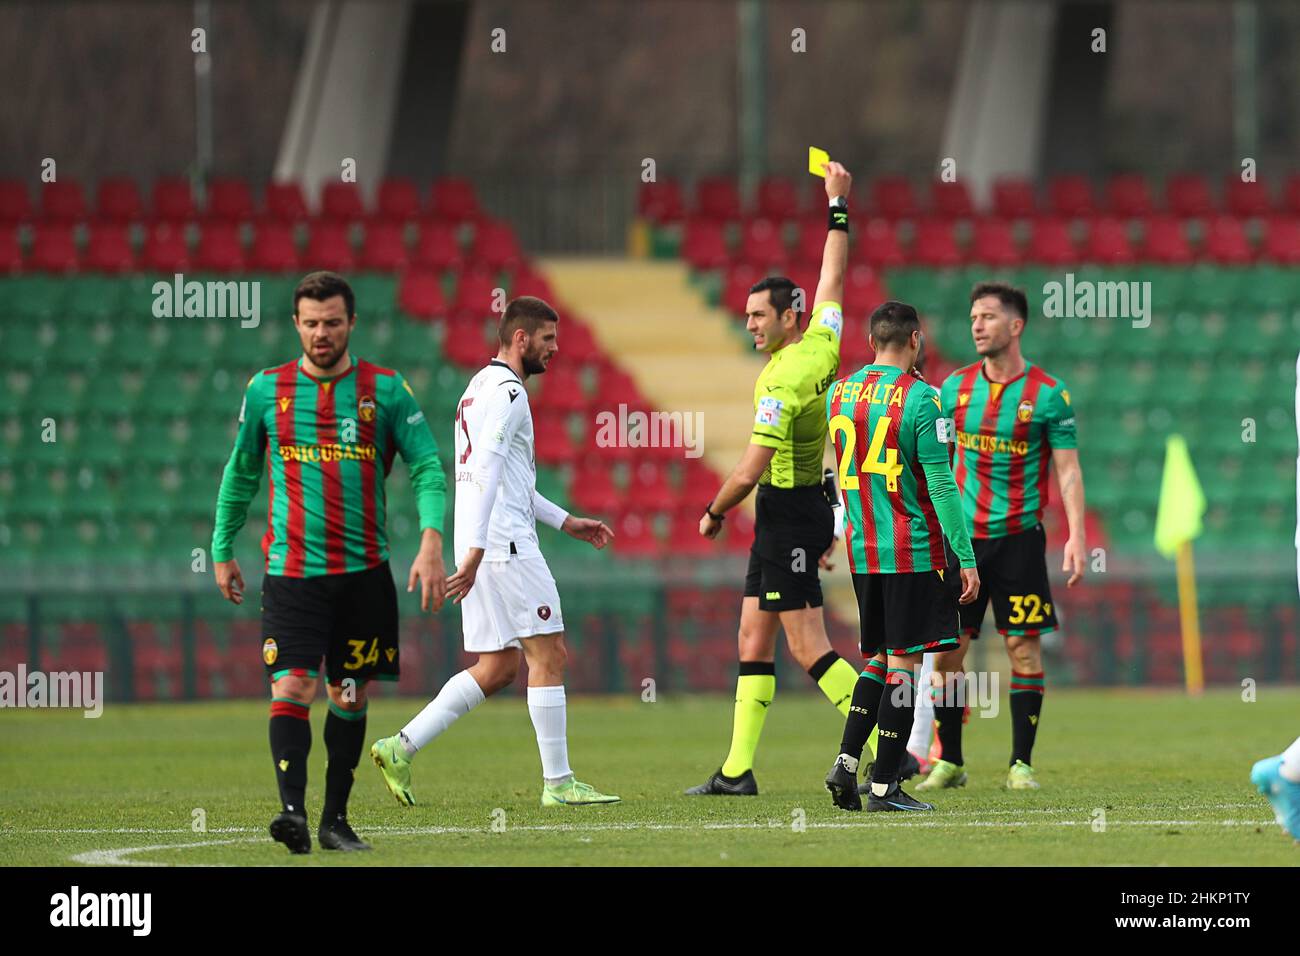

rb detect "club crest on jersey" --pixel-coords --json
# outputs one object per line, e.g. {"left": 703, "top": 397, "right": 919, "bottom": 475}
{"left": 958, "top": 392, "right": 970, "bottom": 406}
{"left": 278, "top": 397, "right": 292, "bottom": 414}
{"left": 1017, "top": 399, "right": 1034, "bottom": 423}
{"left": 358, "top": 395, "right": 376, "bottom": 422}
{"left": 537, "top": 605, "right": 551, "bottom": 621}
{"left": 262, "top": 638, "right": 278, "bottom": 665}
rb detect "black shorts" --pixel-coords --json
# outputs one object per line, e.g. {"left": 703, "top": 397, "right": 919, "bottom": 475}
{"left": 744, "top": 484, "right": 834, "bottom": 612}
{"left": 951, "top": 524, "right": 1058, "bottom": 639}
{"left": 851, "top": 566, "right": 961, "bottom": 658}
{"left": 260, "top": 561, "right": 400, "bottom": 685}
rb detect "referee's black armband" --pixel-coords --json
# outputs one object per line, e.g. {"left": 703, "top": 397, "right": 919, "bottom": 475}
{"left": 828, "top": 204, "right": 848, "bottom": 233}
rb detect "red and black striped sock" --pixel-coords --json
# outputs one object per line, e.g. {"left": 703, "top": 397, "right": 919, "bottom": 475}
{"left": 870, "top": 667, "right": 916, "bottom": 786}
{"left": 1009, "top": 671, "right": 1045, "bottom": 765}
{"left": 322, "top": 700, "right": 368, "bottom": 821}
{"left": 934, "top": 670, "right": 967, "bottom": 766}
{"left": 838, "top": 660, "right": 887, "bottom": 760}
{"left": 269, "top": 698, "right": 311, "bottom": 815}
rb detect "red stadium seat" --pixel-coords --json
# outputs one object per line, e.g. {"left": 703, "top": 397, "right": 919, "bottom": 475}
{"left": 1203, "top": 216, "right": 1253, "bottom": 264}
{"left": 753, "top": 177, "right": 801, "bottom": 221}
{"left": 29, "top": 224, "right": 79, "bottom": 272}
{"left": 667, "top": 511, "right": 717, "bottom": 557}
{"left": 1104, "top": 173, "right": 1154, "bottom": 217}
{"left": 1223, "top": 175, "right": 1271, "bottom": 218}
{"left": 1261, "top": 218, "right": 1300, "bottom": 264}
{"left": 194, "top": 223, "right": 246, "bottom": 272}
{"left": 41, "top": 180, "right": 88, "bottom": 223}
{"left": 610, "top": 508, "right": 663, "bottom": 557}
{"left": 374, "top": 177, "right": 421, "bottom": 223}
{"left": 912, "top": 219, "right": 964, "bottom": 267}
{"left": 0, "top": 180, "right": 33, "bottom": 224}
{"left": 1281, "top": 175, "right": 1300, "bottom": 216}
{"left": 680, "top": 219, "right": 730, "bottom": 271}
{"left": 506, "top": 264, "right": 555, "bottom": 302}
{"left": 1141, "top": 217, "right": 1194, "bottom": 264}
{"left": 570, "top": 462, "right": 623, "bottom": 515}
{"left": 206, "top": 177, "right": 256, "bottom": 222}
{"left": 248, "top": 223, "right": 300, "bottom": 273}
{"left": 442, "top": 319, "right": 493, "bottom": 366}
{"left": 302, "top": 221, "right": 355, "bottom": 271}
{"left": 970, "top": 218, "right": 1022, "bottom": 266}
{"left": 555, "top": 315, "right": 601, "bottom": 365}
{"left": 263, "top": 181, "right": 310, "bottom": 223}
{"left": 428, "top": 177, "right": 481, "bottom": 221}
{"left": 792, "top": 219, "right": 831, "bottom": 270}
{"left": 532, "top": 364, "right": 587, "bottom": 413}
{"left": 722, "top": 263, "right": 763, "bottom": 314}
{"left": 845, "top": 264, "right": 887, "bottom": 309}
{"left": 871, "top": 176, "right": 920, "bottom": 220}
{"left": 469, "top": 219, "right": 522, "bottom": 270}
{"left": 737, "top": 218, "right": 787, "bottom": 268}
{"left": 94, "top": 177, "right": 144, "bottom": 223}
{"left": 930, "top": 180, "right": 974, "bottom": 219}
{"left": 0, "top": 227, "right": 21, "bottom": 272}
{"left": 1047, "top": 175, "right": 1095, "bottom": 218}
{"left": 637, "top": 179, "right": 686, "bottom": 223}
{"left": 1165, "top": 173, "right": 1214, "bottom": 218}
{"left": 1026, "top": 218, "right": 1078, "bottom": 264}
{"left": 1082, "top": 217, "right": 1134, "bottom": 264}
{"left": 152, "top": 177, "right": 196, "bottom": 223}
{"left": 396, "top": 270, "right": 447, "bottom": 319}
{"left": 851, "top": 218, "right": 906, "bottom": 269}
{"left": 141, "top": 223, "right": 191, "bottom": 272}
{"left": 412, "top": 221, "right": 464, "bottom": 271}
{"left": 694, "top": 177, "right": 742, "bottom": 220}
{"left": 533, "top": 411, "right": 578, "bottom": 466}
{"left": 451, "top": 269, "right": 499, "bottom": 315}
{"left": 630, "top": 461, "right": 681, "bottom": 512}
{"left": 358, "top": 221, "right": 410, "bottom": 271}
{"left": 320, "top": 182, "right": 365, "bottom": 223}
{"left": 991, "top": 177, "right": 1037, "bottom": 219}
{"left": 83, "top": 224, "right": 136, "bottom": 273}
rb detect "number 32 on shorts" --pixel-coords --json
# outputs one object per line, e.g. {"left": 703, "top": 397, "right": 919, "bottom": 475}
{"left": 1007, "top": 593, "right": 1051, "bottom": 625}
{"left": 344, "top": 638, "right": 381, "bottom": 670}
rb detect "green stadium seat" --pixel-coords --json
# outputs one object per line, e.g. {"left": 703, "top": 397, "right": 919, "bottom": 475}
{"left": 4, "top": 321, "right": 53, "bottom": 371}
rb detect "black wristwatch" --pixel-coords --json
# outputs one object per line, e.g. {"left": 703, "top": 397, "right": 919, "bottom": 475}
{"left": 705, "top": 501, "right": 726, "bottom": 522}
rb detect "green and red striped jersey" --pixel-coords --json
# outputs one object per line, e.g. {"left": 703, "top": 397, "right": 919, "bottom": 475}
{"left": 826, "top": 364, "right": 952, "bottom": 573}
{"left": 231, "top": 357, "right": 440, "bottom": 577}
{"left": 939, "top": 360, "right": 1077, "bottom": 539}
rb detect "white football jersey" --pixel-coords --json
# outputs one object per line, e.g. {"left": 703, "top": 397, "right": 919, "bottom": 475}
{"left": 453, "top": 360, "right": 542, "bottom": 561}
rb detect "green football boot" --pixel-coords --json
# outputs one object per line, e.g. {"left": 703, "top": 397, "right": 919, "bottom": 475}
{"left": 541, "top": 777, "right": 621, "bottom": 806}
{"left": 915, "top": 758, "right": 968, "bottom": 791}
{"left": 370, "top": 735, "right": 415, "bottom": 807}
{"left": 1006, "top": 759, "right": 1041, "bottom": 790}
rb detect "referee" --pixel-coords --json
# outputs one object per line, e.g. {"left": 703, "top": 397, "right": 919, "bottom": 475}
{"left": 686, "top": 162, "right": 865, "bottom": 796}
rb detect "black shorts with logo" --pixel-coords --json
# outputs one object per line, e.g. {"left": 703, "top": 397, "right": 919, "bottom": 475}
{"left": 744, "top": 484, "right": 835, "bottom": 612}
{"left": 949, "top": 523, "right": 1058, "bottom": 639}
{"left": 260, "top": 561, "right": 400, "bottom": 685}
{"left": 852, "top": 554, "right": 962, "bottom": 659}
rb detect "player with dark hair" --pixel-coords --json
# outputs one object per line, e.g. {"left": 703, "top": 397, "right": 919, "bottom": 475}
{"left": 211, "top": 270, "right": 449, "bottom": 853}
{"left": 685, "top": 162, "right": 872, "bottom": 796}
{"left": 916, "top": 281, "right": 1086, "bottom": 792}
{"left": 822, "top": 301, "right": 979, "bottom": 811}
{"left": 371, "top": 296, "right": 621, "bottom": 808}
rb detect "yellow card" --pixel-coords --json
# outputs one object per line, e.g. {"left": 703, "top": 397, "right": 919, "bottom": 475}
{"left": 808, "top": 146, "right": 830, "bottom": 177}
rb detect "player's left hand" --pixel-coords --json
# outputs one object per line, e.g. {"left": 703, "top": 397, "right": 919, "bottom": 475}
{"left": 1062, "top": 536, "right": 1086, "bottom": 587}
{"left": 563, "top": 515, "right": 614, "bottom": 550}
{"left": 445, "top": 548, "right": 485, "bottom": 604}
{"left": 699, "top": 512, "right": 723, "bottom": 539}
{"left": 818, "top": 540, "right": 837, "bottom": 570}
{"left": 408, "top": 539, "right": 448, "bottom": 612}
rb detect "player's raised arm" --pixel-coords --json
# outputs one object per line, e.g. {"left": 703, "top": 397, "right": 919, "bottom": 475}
{"left": 813, "top": 161, "right": 852, "bottom": 311}
{"left": 211, "top": 375, "right": 268, "bottom": 604}
{"left": 391, "top": 374, "right": 449, "bottom": 612}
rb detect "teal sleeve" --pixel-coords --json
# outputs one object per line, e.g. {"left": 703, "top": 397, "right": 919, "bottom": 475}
{"left": 912, "top": 386, "right": 950, "bottom": 466}
{"left": 408, "top": 455, "right": 447, "bottom": 535}
{"left": 389, "top": 374, "right": 441, "bottom": 463}
{"left": 211, "top": 449, "right": 264, "bottom": 562}
{"left": 1045, "top": 382, "right": 1078, "bottom": 449}
{"left": 922, "top": 459, "right": 975, "bottom": 568}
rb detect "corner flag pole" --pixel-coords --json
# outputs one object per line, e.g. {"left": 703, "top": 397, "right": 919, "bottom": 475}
{"left": 1174, "top": 541, "right": 1204, "bottom": 695}
{"left": 1154, "top": 434, "right": 1207, "bottom": 695}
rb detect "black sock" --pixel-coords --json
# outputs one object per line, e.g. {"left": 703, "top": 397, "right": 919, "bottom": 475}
{"left": 933, "top": 669, "right": 966, "bottom": 766}
{"left": 1009, "top": 671, "right": 1044, "bottom": 765}
{"left": 322, "top": 702, "right": 368, "bottom": 821}
{"left": 871, "top": 669, "right": 916, "bottom": 786}
{"left": 839, "top": 660, "right": 887, "bottom": 761}
{"left": 269, "top": 700, "right": 312, "bottom": 816}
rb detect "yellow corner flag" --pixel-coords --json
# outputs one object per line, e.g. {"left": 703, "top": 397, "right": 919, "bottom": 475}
{"left": 1153, "top": 434, "right": 1206, "bottom": 694}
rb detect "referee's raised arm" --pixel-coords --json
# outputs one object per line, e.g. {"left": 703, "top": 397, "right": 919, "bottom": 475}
{"left": 813, "top": 161, "right": 852, "bottom": 311}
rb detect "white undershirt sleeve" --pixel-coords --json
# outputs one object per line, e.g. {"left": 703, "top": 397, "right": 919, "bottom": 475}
{"left": 465, "top": 447, "right": 505, "bottom": 551}
{"left": 532, "top": 489, "right": 569, "bottom": 530}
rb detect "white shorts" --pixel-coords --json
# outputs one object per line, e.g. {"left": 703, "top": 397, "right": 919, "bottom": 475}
{"left": 461, "top": 555, "right": 565, "bottom": 652}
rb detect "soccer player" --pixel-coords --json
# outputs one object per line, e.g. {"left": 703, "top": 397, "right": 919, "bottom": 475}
{"left": 686, "top": 162, "right": 870, "bottom": 796}
{"left": 917, "top": 282, "right": 1086, "bottom": 793}
{"left": 370, "top": 296, "right": 621, "bottom": 807}
{"left": 1252, "top": 739, "right": 1300, "bottom": 841}
{"left": 821, "top": 301, "right": 980, "bottom": 811}
{"left": 211, "top": 271, "right": 449, "bottom": 854}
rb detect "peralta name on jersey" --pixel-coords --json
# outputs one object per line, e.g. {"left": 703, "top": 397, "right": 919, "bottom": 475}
{"left": 829, "top": 379, "right": 909, "bottom": 406}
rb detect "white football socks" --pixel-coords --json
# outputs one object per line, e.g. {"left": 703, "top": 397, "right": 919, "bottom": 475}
{"left": 907, "top": 654, "right": 936, "bottom": 756}
{"left": 399, "top": 669, "right": 486, "bottom": 755}
{"left": 527, "top": 684, "right": 573, "bottom": 785}
{"left": 1280, "top": 735, "right": 1300, "bottom": 783}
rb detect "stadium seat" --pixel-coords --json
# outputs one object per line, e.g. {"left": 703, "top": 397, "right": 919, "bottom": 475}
{"left": 29, "top": 224, "right": 79, "bottom": 272}
{"left": 1082, "top": 217, "right": 1135, "bottom": 264}
{"left": 374, "top": 177, "right": 422, "bottom": 223}
{"left": 533, "top": 411, "right": 578, "bottom": 466}
{"left": 263, "top": 181, "right": 309, "bottom": 223}
{"left": 206, "top": 177, "right": 256, "bottom": 222}
{"left": 1047, "top": 175, "right": 1095, "bottom": 218}
{"left": 0, "top": 179, "right": 33, "bottom": 224}
{"left": 1261, "top": 218, "right": 1300, "bottom": 264}
{"left": 152, "top": 177, "right": 196, "bottom": 223}
{"left": 194, "top": 222, "right": 246, "bottom": 272}
{"left": 505, "top": 264, "right": 556, "bottom": 303}
{"left": 1223, "top": 175, "right": 1271, "bottom": 218}
{"left": 1203, "top": 216, "right": 1253, "bottom": 264}
{"left": 1105, "top": 173, "right": 1155, "bottom": 217}
{"left": 248, "top": 223, "right": 300, "bottom": 273}
{"left": 140, "top": 223, "right": 190, "bottom": 272}
{"left": 428, "top": 177, "right": 481, "bottom": 221}
{"left": 83, "top": 224, "right": 136, "bottom": 273}
{"left": 991, "top": 177, "right": 1037, "bottom": 219}
{"left": 41, "top": 180, "right": 89, "bottom": 223}
{"left": 753, "top": 177, "right": 800, "bottom": 221}
{"left": 302, "top": 221, "right": 355, "bottom": 271}
{"left": 680, "top": 219, "right": 730, "bottom": 271}
{"left": 1141, "top": 217, "right": 1194, "bottom": 264}
{"left": 1165, "top": 173, "right": 1214, "bottom": 217}
{"left": 532, "top": 364, "right": 587, "bottom": 414}
{"left": 469, "top": 220, "right": 522, "bottom": 270}
{"left": 94, "top": 177, "right": 144, "bottom": 223}
{"left": 637, "top": 179, "right": 686, "bottom": 223}
{"left": 441, "top": 318, "right": 492, "bottom": 367}
{"left": 737, "top": 218, "right": 787, "bottom": 268}
{"left": 969, "top": 218, "right": 1022, "bottom": 266}
{"left": 1280, "top": 175, "right": 1300, "bottom": 216}
{"left": 851, "top": 218, "right": 906, "bottom": 269}
{"left": 694, "top": 177, "right": 742, "bottom": 220}
{"left": 555, "top": 315, "right": 601, "bottom": 365}
{"left": 358, "top": 222, "right": 410, "bottom": 271}
{"left": 871, "top": 176, "right": 920, "bottom": 219}
{"left": 570, "top": 461, "right": 623, "bottom": 515}
{"left": 610, "top": 507, "right": 663, "bottom": 557}
{"left": 451, "top": 269, "right": 498, "bottom": 315}
{"left": 1026, "top": 218, "right": 1078, "bottom": 264}
{"left": 930, "top": 180, "right": 974, "bottom": 219}
{"left": 412, "top": 221, "right": 464, "bottom": 271}
{"left": 320, "top": 182, "right": 365, "bottom": 223}
{"left": 912, "top": 219, "right": 964, "bottom": 267}
{"left": 0, "top": 227, "right": 20, "bottom": 273}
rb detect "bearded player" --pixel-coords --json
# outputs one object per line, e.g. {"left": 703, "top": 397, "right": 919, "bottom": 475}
{"left": 917, "top": 282, "right": 1086, "bottom": 793}
{"left": 371, "top": 296, "right": 621, "bottom": 807}
{"left": 212, "top": 271, "right": 448, "bottom": 853}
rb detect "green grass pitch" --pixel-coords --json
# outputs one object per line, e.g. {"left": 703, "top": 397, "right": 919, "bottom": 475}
{"left": 0, "top": 688, "right": 1294, "bottom": 866}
